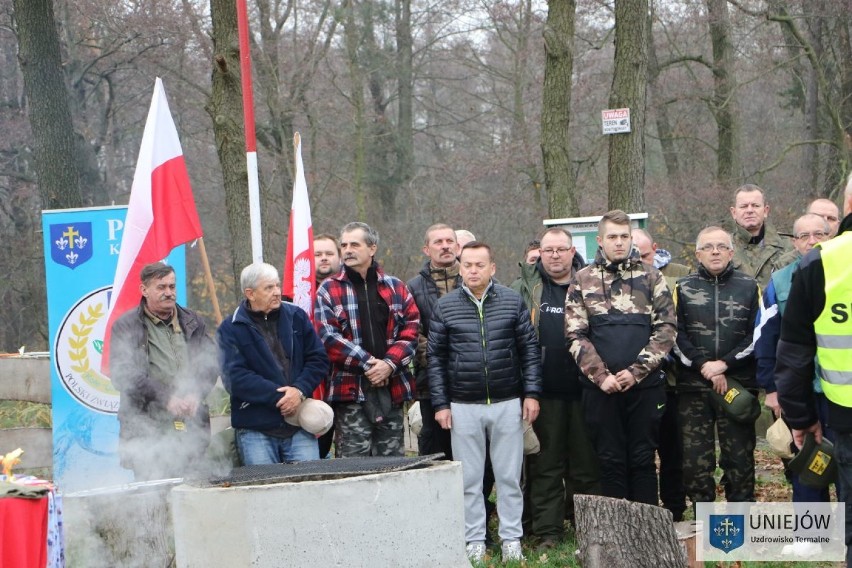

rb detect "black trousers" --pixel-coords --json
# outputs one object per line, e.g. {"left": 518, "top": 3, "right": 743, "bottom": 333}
{"left": 658, "top": 389, "right": 686, "bottom": 520}
{"left": 582, "top": 383, "right": 665, "bottom": 505}
{"left": 417, "top": 398, "right": 453, "bottom": 459}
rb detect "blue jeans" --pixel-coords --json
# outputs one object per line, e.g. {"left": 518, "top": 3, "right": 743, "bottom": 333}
{"left": 235, "top": 428, "right": 319, "bottom": 465}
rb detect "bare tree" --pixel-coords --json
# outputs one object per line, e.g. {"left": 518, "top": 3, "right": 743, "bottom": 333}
{"left": 13, "top": 0, "right": 82, "bottom": 209}
{"left": 706, "top": 0, "right": 739, "bottom": 186}
{"left": 607, "top": 0, "right": 649, "bottom": 212}
{"left": 541, "top": 0, "right": 579, "bottom": 217}
{"left": 208, "top": 0, "right": 253, "bottom": 298}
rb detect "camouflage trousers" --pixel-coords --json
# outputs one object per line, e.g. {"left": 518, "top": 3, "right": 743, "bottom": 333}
{"left": 678, "top": 390, "right": 756, "bottom": 505}
{"left": 334, "top": 402, "right": 404, "bottom": 457}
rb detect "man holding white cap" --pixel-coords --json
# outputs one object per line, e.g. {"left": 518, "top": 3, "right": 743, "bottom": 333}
{"left": 218, "top": 262, "right": 330, "bottom": 464}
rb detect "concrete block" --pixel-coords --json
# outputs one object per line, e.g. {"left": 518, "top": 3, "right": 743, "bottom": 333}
{"left": 172, "top": 461, "right": 468, "bottom": 568}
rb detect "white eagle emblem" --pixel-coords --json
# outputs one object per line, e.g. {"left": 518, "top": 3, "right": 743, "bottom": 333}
{"left": 293, "top": 257, "right": 313, "bottom": 313}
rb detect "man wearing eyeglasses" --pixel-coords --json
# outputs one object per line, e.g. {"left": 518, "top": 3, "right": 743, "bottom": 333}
{"left": 674, "top": 226, "right": 761, "bottom": 509}
{"left": 730, "top": 184, "right": 792, "bottom": 289}
{"left": 776, "top": 174, "right": 852, "bottom": 565}
{"left": 754, "top": 213, "right": 833, "bottom": 502}
{"left": 511, "top": 227, "right": 598, "bottom": 549}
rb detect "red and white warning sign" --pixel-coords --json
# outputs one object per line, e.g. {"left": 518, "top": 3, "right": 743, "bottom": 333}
{"left": 601, "top": 108, "right": 631, "bottom": 135}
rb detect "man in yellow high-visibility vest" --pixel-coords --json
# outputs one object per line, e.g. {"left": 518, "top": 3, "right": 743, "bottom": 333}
{"left": 777, "top": 174, "right": 852, "bottom": 563}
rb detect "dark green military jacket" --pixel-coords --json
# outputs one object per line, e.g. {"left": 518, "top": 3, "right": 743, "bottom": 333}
{"left": 731, "top": 222, "right": 792, "bottom": 289}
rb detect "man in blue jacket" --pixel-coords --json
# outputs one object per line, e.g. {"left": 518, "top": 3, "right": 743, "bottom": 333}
{"left": 429, "top": 241, "right": 542, "bottom": 564}
{"left": 218, "top": 262, "right": 330, "bottom": 465}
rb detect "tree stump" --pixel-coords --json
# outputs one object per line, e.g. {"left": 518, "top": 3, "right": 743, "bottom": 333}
{"left": 574, "top": 494, "right": 686, "bottom": 568}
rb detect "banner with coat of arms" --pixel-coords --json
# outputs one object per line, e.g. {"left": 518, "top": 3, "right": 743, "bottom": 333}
{"left": 42, "top": 206, "right": 187, "bottom": 491}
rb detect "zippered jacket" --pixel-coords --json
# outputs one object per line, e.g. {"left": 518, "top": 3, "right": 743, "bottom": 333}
{"left": 427, "top": 282, "right": 542, "bottom": 410}
{"left": 407, "top": 260, "right": 462, "bottom": 397}
{"left": 509, "top": 253, "right": 586, "bottom": 330}
{"left": 673, "top": 263, "right": 760, "bottom": 391}
{"left": 218, "top": 300, "right": 329, "bottom": 431}
{"left": 564, "top": 247, "right": 677, "bottom": 388}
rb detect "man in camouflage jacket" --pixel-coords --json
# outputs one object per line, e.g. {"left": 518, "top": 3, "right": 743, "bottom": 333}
{"left": 730, "top": 184, "right": 792, "bottom": 289}
{"left": 564, "top": 210, "right": 677, "bottom": 505}
{"left": 674, "top": 226, "right": 760, "bottom": 507}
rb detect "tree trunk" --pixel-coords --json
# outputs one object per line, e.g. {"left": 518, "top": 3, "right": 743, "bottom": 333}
{"left": 13, "top": 0, "right": 83, "bottom": 210}
{"left": 343, "top": 0, "right": 367, "bottom": 219}
{"left": 706, "top": 0, "right": 739, "bottom": 186}
{"left": 574, "top": 494, "right": 686, "bottom": 567}
{"left": 395, "top": 0, "right": 414, "bottom": 195}
{"left": 208, "top": 0, "right": 253, "bottom": 300}
{"left": 541, "top": 0, "right": 579, "bottom": 218}
{"left": 607, "top": 0, "right": 648, "bottom": 213}
{"left": 647, "top": 9, "right": 680, "bottom": 184}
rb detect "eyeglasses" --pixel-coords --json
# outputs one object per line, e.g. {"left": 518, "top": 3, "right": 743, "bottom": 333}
{"left": 697, "top": 243, "right": 732, "bottom": 253}
{"left": 795, "top": 231, "right": 828, "bottom": 241}
{"left": 541, "top": 247, "right": 572, "bottom": 256}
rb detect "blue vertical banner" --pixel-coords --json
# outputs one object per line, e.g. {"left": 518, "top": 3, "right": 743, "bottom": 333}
{"left": 42, "top": 206, "right": 187, "bottom": 491}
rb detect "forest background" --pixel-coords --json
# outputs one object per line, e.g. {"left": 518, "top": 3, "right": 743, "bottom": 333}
{"left": 1, "top": 0, "right": 850, "bottom": 352}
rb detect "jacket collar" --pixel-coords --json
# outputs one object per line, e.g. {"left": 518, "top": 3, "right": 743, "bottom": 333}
{"left": 333, "top": 260, "right": 385, "bottom": 283}
{"left": 420, "top": 258, "right": 460, "bottom": 281}
{"left": 697, "top": 261, "right": 735, "bottom": 282}
{"left": 594, "top": 245, "right": 642, "bottom": 273}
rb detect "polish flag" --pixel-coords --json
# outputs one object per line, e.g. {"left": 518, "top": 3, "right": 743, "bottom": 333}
{"left": 101, "top": 78, "right": 203, "bottom": 373}
{"left": 283, "top": 133, "right": 315, "bottom": 318}
{"left": 283, "top": 134, "right": 324, "bottom": 402}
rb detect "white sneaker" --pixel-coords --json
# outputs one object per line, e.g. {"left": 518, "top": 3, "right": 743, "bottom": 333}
{"left": 466, "top": 541, "right": 486, "bottom": 563}
{"left": 501, "top": 540, "right": 524, "bottom": 563}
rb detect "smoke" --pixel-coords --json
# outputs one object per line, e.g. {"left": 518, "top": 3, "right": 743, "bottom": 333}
{"left": 64, "top": 482, "right": 178, "bottom": 568}
{"left": 62, "top": 342, "right": 235, "bottom": 565}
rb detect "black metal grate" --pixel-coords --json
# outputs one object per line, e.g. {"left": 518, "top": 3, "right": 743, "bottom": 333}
{"left": 196, "top": 453, "right": 446, "bottom": 488}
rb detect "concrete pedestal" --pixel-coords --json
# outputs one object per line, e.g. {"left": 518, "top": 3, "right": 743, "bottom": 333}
{"left": 172, "top": 461, "right": 468, "bottom": 568}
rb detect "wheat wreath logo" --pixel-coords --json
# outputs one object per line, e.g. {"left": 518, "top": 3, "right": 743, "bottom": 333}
{"left": 55, "top": 287, "right": 120, "bottom": 413}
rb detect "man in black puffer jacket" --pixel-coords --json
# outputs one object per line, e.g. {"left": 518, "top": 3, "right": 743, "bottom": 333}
{"left": 428, "top": 241, "right": 542, "bottom": 564}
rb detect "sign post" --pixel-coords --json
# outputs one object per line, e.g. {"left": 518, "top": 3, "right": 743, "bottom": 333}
{"left": 601, "top": 108, "right": 631, "bottom": 135}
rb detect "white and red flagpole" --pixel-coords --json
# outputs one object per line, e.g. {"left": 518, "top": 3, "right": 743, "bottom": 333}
{"left": 283, "top": 132, "right": 316, "bottom": 316}
{"left": 101, "top": 77, "right": 204, "bottom": 373}
{"left": 236, "top": 0, "right": 264, "bottom": 263}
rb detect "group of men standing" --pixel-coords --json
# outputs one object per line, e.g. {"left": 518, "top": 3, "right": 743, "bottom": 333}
{"left": 108, "top": 175, "right": 852, "bottom": 564}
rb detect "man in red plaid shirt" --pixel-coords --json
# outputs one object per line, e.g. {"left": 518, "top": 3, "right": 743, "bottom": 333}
{"left": 314, "top": 222, "right": 420, "bottom": 456}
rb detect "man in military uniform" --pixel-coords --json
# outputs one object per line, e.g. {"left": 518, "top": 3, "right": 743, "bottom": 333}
{"left": 675, "top": 226, "right": 761, "bottom": 507}
{"left": 729, "top": 184, "right": 792, "bottom": 289}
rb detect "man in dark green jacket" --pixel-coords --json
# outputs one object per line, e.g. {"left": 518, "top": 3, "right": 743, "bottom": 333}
{"left": 674, "top": 226, "right": 760, "bottom": 507}
{"left": 729, "top": 184, "right": 792, "bottom": 289}
{"left": 510, "top": 227, "right": 598, "bottom": 548}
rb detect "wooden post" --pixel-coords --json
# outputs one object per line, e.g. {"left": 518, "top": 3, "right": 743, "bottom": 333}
{"left": 197, "top": 238, "right": 223, "bottom": 324}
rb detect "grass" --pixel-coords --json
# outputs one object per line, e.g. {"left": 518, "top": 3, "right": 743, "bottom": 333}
{"left": 467, "top": 442, "right": 843, "bottom": 567}
{"left": 0, "top": 400, "right": 51, "bottom": 428}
